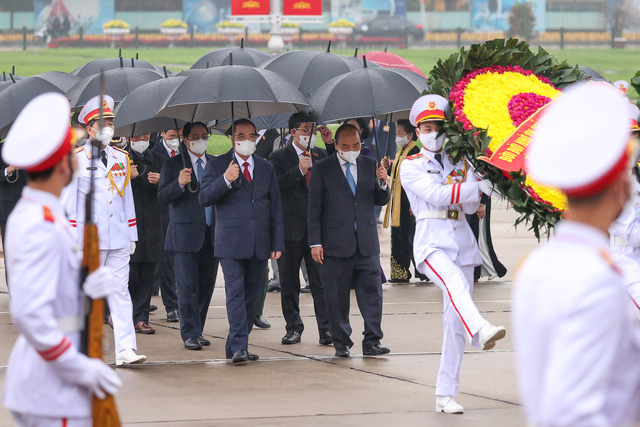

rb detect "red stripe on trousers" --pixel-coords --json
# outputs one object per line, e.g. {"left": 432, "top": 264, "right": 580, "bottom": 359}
{"left": 631, "top": 295, "right": 640, "bottom": 311}
{"left": 456, "top": 182, "right": 461, "bottom": 204}
{"left": 426, "top": 259, "right": 473, "bottom": 337}
{"left": 62, "top": 418, "right": 67, "bottom": 427}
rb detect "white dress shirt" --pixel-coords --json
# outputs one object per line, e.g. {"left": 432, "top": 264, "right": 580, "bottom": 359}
{"left": 180, "top": 150, "right": 207, "bottom": 190}
{"left": 337, "top": 153, "right": 358, "bottom": 184}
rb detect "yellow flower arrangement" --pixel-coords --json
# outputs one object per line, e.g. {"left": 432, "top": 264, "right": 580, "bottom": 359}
{"left": 329, "top": 19, "right": 355, "bottom": 28}
{"left": 103, "top": 20, "right": 130, "bottom": 29}
{"left": 282, "top": 22, "right": 301, "bottom": 28}
{"left": 160, "top": 19, "right": 188, "bottom": 28}
{"left": 217, "top": 20, "right": 243, "bottom": 29}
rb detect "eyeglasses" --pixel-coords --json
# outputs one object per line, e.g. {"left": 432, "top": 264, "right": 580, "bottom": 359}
{"left": 295, "top": 126, "right": 316, "bottom": 134}
{"left": 187, "top": 134, "right": 209, "bottom": 141}
{"left": 234, "top": 134, "right": 259, "bottom": 141}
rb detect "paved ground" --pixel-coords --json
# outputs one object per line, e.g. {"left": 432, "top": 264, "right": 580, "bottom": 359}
{"left": 0, "top": 198, "right": 539, "bottom": 426}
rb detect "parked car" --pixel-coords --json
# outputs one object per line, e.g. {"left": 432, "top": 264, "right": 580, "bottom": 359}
{"left": 354, "top": 16, "right": 424, "bottom": 44}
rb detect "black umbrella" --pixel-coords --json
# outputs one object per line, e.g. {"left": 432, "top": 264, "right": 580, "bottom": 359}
{"left": 260, "top": 43, "right": 359, "bottom": 98}
{"left": 30, "top": 71, "right": 81, "bottom": 92}
{"left": 175, "top": 69, "right": 206, "bottom": 77}
{"left": 157, "top": 64, "right": 309, "bottom": 123}
{"left": 71, "top": 57, "right": 159, "bottom": 78}
{"left": 309, "top": 57, "right": 427, "bottom": 159}
{"left": 0, "top": 79, "right": 18, "bottom": 94}
{"left": 191, "top": 39, "right": 271, "bottom": 69}
{"left": 342, "top": 48, "right": 382, "bottom": 71}
{"left": 578, "top": 66, "right": 608, "bottom": 82}
{"left": 113, "top": 76, "right": 189, "bottom": 137}
{"left": 66, "top": 67, "right": 163, "bottom": 111}
{"left": 1, "top": 72, "right": 23, "bottom": 81}
{"left": 0, "top": 78, "right": 66, "bottom": 138}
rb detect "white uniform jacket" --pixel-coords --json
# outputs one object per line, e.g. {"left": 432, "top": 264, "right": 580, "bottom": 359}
{"left": 2, "top": 187, "right": 90, "bottom": 417}
{"left": 513, "top": 221, "right": 640, "bottom": 426}
{"left": 63, "top": 145, "right": 138, "bottom": 250}
{"left": 400, "top": 148, "right": 482, "bottom": 267}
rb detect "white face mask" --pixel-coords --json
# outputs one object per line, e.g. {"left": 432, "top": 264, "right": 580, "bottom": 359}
{"left": 165, "top": 138, "right": 180, "bottom": 150}
{"left": 395, "top": 135, "right": 410, "bottom": 147}
{"left": 131, "top": 140, "right": 149, "bottom": 154}
{"left": 92, "top": 126, "right": 115, "bottom": 146}
{"left": 339, "top": 149, "right": 360, "bottom": 164}
{"left": 235, "top": 139, "right": 256, "bottom": 157}
{"left": 189, "top": 139, "right": 208, "bottom": 155}
{"left": 419, "top": 131, "right": 445, "bottom": 152}
{"left": 296, "top": 133, "right": 317, "bottom": 150}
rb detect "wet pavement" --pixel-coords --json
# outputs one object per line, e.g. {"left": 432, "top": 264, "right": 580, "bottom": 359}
{"left": 0, "top": 199, "right": 538, "bottom": 426}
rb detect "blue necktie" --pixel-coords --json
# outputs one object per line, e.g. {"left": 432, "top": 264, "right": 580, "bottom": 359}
{"left": 345, "top": 162, "right": 357, "bottom": 230}
{"left": 197, "top": 159, "right": 213, "bottom": 227}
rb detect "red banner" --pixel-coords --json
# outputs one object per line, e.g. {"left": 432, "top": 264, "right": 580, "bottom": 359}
{"left": 479, "top": 103, "right": 552, "bottom": 173}
{"left": 283, "top": 0, "right": 322, "bottom": 15}
{"left": 231, "top": 0, "right": 270, "bottom": 15}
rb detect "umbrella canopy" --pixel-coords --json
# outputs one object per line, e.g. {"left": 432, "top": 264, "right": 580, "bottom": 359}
{"left": 0, "top": 78, "right": 66, "bottom": 138}
{"left": 212, "top": 112, "right": 293, "bottom": 131}
{"left": 66, "top": 67, "right": 163, "bottom": 111}
{"left": 260, "top": 48, "right": 357, "bottom": 98}
{"left": 191, "top": 40, "right": 272, "bottom": 69}
{"left": 0, "top": 79, "right": 18, "bottom": 94}
{"left": 309, "top": 61, "right": 427, "bottom": 124}
{"left": 342, "top": 51, "right": 382, "bottom": 70}
{"left": 71, "top": 57, "right": 159, "bottom": 78}
{"left": 113, "top": 76, "right": 189, "bottom": 137}
{"left": 578, "top": 66, "right": 608, "bottom": 82}
{"left": 30, "top": 71, "right": 81, "bottom": 92}
{"left": 1, "top": 72, "right": 23, "bottom": 82}
{"left": 157, "top": 65, "right": 309, "bottom": 123}
{"left": 359, "top": 50, "right": 426, "bottom": 78}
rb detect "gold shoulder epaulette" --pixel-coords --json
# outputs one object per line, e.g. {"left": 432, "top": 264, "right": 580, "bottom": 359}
{"left": 406, "top": 153, "right": 423, "bottom": 160}
{"left": 73, "top": 146, "right": 84, "bottom": 154}
{"left": 112, "top": 146, "right": 129, "bottom": 156}
{"left": 43, "top": 206, "right": 54, "bottom": 223}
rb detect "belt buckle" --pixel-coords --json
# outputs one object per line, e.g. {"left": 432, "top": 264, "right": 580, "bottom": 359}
{"left": 446, "top": 209, "right": 459, "bottom": 220}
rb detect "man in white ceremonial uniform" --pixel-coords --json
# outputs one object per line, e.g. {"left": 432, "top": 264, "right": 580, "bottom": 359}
{"left": 2, "top": 93, "right": 121, "bottom": 426}
{"left": 514, "top": 84, "right": 640, "bottom": 426}
{"left": 62, "top": 95, "right": 146, "bottom": 365}
{"left": 400, "top": 95, "right": 506, "bottom": 414}
{"left": 609, "top": 104, "right": 640, "bottom": 311}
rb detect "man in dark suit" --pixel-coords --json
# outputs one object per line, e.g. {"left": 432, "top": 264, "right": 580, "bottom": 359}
{"left": 309, "top": 124, "right": 391, "bottom": 358}
{"left": 0, "top": 144, "right": 28, "bottom": 284}
{"left": 199, "top": 118, "right": 284, "bottom": 364}
{"left": 158, "top": 122, "right": 217, "bottom": 351}
{"left": 128, "top": 133, "right": 165, "bottom": 334}
{"left": 151, "top": 128, "right": 182, "bottom": 323}
{"left": 269, "top": 112, "right": 332, "bottom": 346}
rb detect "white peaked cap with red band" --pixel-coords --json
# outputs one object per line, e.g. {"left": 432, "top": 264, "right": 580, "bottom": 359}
{"left": 526, "top": 83, "right": 630, "bottom": 199}
{"left": 629, "top": 103, "right": 639, "bottom": 132}
{"left": 3, "top": 92, "right": 74, "bottom": 173}
{"left": 614, "top": 80, "right": 629, "bottom": 94}
{"left": 78, "top": 94, "right": 115, "bottom": 125}
{"left": 409, "top": 94, "right": 450, "bottom": 127}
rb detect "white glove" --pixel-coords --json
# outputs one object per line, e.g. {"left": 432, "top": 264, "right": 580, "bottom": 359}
{"left": 83, "top": 266, "right": 118, "bottom": 300}
{"left": 53, "top": 349, "right": 122, "bottom": 399}
{"left": 129, "top": 241, "right": 136, "bottom": 255}
{"left": 478, "top": 179, "right": 498, "bottom": 197}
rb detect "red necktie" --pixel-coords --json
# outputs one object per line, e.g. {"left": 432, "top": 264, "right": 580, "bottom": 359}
{"left": 171, "top": 150, "right": 176, "bottom": 157}
{"left": 243, "top": 161, "right": 251, "bottom": 183}
{"left": 303, "top": 153, "right": 311, "bottom": 186}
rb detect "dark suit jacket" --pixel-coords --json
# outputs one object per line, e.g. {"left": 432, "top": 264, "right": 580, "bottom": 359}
{"left": 158, "top": 146, "right": 214, "bottom": 253}
{"left": 308, "top": 153, "right": 389, "bottom": 258}
{"left": 198, "top": 149, "right": 284, "bottom": 261}
{"left": 0, "top": 143, "right": 27, "bottom": 222}
{"left": 130, "top": 147, "right": 164, "bottom": 263}
{"left": 269, "top": 144, "right": 326, "bottom": 242}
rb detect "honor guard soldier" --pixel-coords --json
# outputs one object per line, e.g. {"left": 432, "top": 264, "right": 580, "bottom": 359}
{"left": 400, "top": 94, "right": 506, "bottom": 414}
{"left": 614, "top": 79, "right": 629, "bottom": 96}
{"left": 62, "top": 94, "right": 146, "bottom": 366}
{"left": 2, "top": 93, "right": 121, "bottom": 426}
{"left": 514, "top": 84, "right": 640, "bottom": 426}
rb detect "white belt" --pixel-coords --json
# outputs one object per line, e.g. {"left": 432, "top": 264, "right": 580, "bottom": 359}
{"left": 57, "top": 316, "right": 83, "bottom": 333}
{"left": 611, "top": 236, "right": 629, "bottom": 247}
{"left": 417, "top": 209, "right": 462, "bottom": 221}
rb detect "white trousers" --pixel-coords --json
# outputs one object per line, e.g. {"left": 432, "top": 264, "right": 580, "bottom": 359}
{"left": 12, "top": 412, "right": 90, "bottom": 427}
{"left": 418, "top": 250, "right": 489, "bottom": 397}
{"left": 611, "top": 247, "right": 640, "bottom": 315}
{"left": 100, "top": 248, "right": 136, "bottom": 355}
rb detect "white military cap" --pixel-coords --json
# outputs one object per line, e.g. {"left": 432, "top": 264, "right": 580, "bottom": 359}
{"left": 409, "top": 94, "right": 450, "bottom": 127}
{"left": 526, "top": 83, "right": 630, "bottom": 198}
{"left": 629, "top": 103, "right": 639, "bottom": 132}
{"left": 78, "top": 94, "right": 115, "bottom": 125}
{"left": 3, "top": 93, "right": 74, "bottom": 172}
{"left": 614, "top": 80, "right": 629, "bottom": 95}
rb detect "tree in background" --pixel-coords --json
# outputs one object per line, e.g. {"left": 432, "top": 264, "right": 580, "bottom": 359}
{"left": 507, "top": 2, "right": 536, "bottom": 41}
{"left": 610, "top": 0, "right": 640, "bottom": 38}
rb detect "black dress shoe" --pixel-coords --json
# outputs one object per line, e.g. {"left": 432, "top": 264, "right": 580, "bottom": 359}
{"left": 254, "top": 315, "right": 271, "bottom": 329}
{"left": 300, "top": 285, "right": 311, "bottom": 293}
{"left": 363, "top": 344, "right": 390, "bottom": 356}
{"left": 184, "top": 337, "right": 202, "bottom": 351}
{"left": 166, "top": 310, "right": 179, "bottom": 323}
{"left": 319, "top": 331, "right": 333, "bottom": 346}
{"left": 197, "top": 335, "right": 211, "bottom": 346}
{"left": 232, "top": 349, "right": 249, "bottom": 364}
{"left": 248, "top": 352, "right": 259, "bottom": 361}
{"left": 281, "top": 331, "right": 301, "bottom": 345}
{"left": 334, "top": 346, "right": 350, "bottom": 358}
{"left": 149, "top": 304, "right": 158, "bottom": 312}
